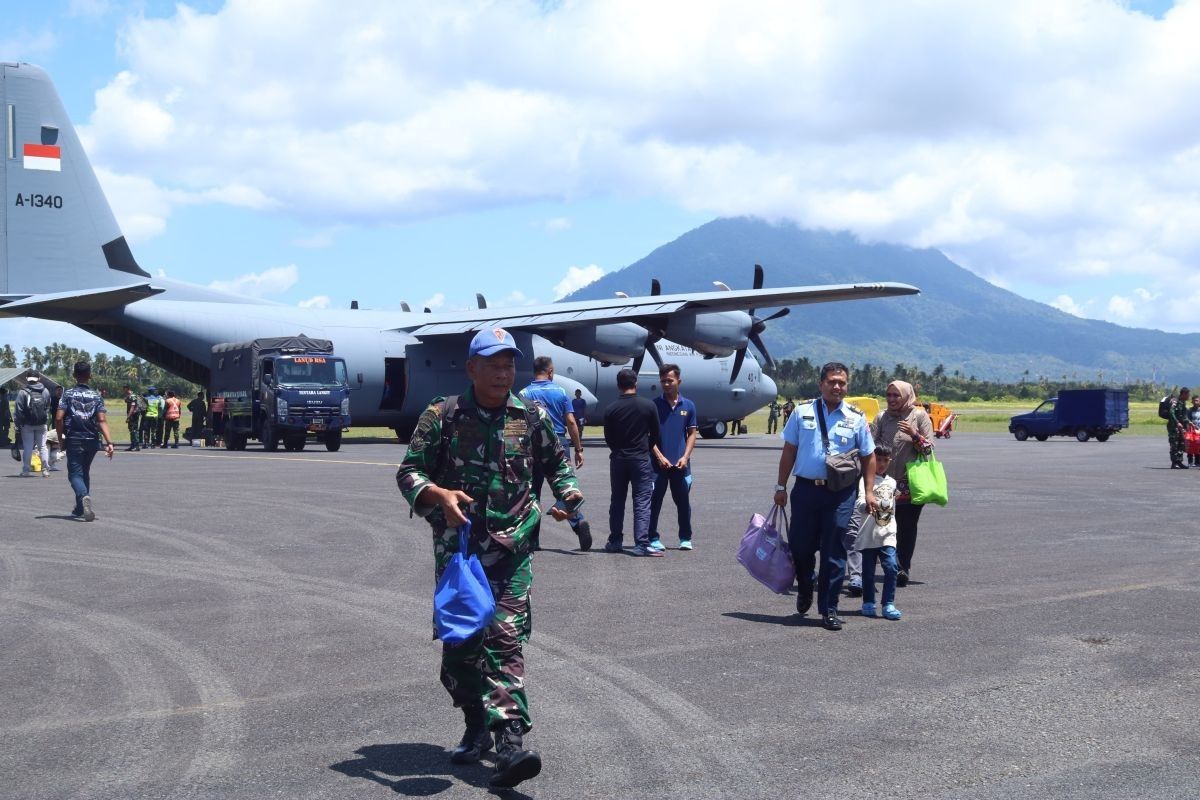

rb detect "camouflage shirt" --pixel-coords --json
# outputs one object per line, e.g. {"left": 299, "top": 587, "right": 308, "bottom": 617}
{"left": 396, "top": 388, "right": 579, "bottom": 561}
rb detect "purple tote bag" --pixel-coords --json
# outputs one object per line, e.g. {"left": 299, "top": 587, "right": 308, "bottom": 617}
{"left": 736, "top": 505, "right": 796, "bottom": 594}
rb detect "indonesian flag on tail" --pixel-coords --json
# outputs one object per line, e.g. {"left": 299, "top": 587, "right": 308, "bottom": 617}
{"left": 23, "top": 143, "right": 61, "bottom": 172}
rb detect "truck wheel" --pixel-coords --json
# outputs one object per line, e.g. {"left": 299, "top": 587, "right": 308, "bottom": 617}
{"left": 1075, "top": 429, "right": 1090, "bottom": 442}
{"left": 236, "top": 433, "right": 249, "bottom": 451}
{"left": 325, "top": 431, "right": 342, "bottom": 452}
{"left": 1034, "top": 434, "right": 1049, "bottom": 441}
{"left": 1013, "top": 426, "right": 1029, "bottom": 442}
{"left": 224, "top": 434, "right": 237, "bottom": 451}
{"left": 285, "top": 435, "right": 306, "bottom": 452}
{"left": 262, "top": 418, "right": 278, "bottom": 451}
{"left": 1095, "top": 433, "right": 1110, "bottom": 442}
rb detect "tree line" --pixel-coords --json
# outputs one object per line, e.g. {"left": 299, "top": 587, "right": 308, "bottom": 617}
{"left": 1, "top": 343, "right": 199, "bottom": 398}
{"left": 769, "top": 357, "right": 1168, "bottom": 403}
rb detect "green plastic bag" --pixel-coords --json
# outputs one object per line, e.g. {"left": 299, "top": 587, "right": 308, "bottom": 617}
{"left": 906, "top": 453, "right": 948, "bottom": 506}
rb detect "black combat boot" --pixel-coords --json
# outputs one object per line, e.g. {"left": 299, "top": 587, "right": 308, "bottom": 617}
{"left": 489, "top": 720, "right": 541, "bottom": 788}
{"left": 449, "top": 706, "right": 491, "bottom": 765}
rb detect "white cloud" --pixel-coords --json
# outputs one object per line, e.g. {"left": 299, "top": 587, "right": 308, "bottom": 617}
{"left": 422, "top": 292, "right": 446, "bottom": 311}
{"left": 68, "top": 0, "right": 1200, "bottom": 329}
{"left": 553, "top": 264, "right": 606, "bottom": 300}
{"left": 543, "top": 217, "right": 572, "bottom": 233}
{"left": 298, "top": 295, "right": 330, "bottom": 309}
{"left": 1107, "top": 295, "right": 1137, "bottom": 320}
{"left": 208, "top": 265, "right": 298, "bottom": 297}
{"left": 1050, "top": 294, "right": 1085, "bottom": 317}
{"left": 496, "top": 290, "right": 539, "bottom": 307}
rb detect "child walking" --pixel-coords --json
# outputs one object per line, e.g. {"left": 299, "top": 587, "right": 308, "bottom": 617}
{"left": 852, "top": 445, "right": 902, "bottom": 620}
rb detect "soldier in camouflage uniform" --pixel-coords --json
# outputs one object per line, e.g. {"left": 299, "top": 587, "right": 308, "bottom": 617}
{"left": 396, "top": 328, "right": 581, "bottom": 790}
{"left": 1169, "top": 387, "right": 1192, "bottom": 469}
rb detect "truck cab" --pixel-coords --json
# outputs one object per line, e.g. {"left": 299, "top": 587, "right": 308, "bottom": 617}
{"left": 212, "top": 336, "right": 352, "bottom": 452}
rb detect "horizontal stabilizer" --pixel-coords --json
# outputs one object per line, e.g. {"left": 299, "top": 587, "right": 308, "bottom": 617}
{"left": 0, "top": 283, "right": 164, "bottom": 322}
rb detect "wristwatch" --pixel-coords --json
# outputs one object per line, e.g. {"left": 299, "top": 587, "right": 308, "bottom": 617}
{"left": 774, "top": 483, "right": 787, "bottom": 492}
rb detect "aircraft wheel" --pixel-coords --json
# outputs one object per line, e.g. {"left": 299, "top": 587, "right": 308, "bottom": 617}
{"left": 325, "top": 431, "right": 342, "bottom": 452}
{"left": 700, "top": 421, "right": 728, "bottom": 440}
{"left": 1034, "top": 434, "right": 1049, "bottom": 441}
{"left": 1075, "top": 429, "right": 1090, "bottom": 442}
{"left": 1095, "top": 433, "right": 1110, "bottom": 442}
{"left": 1013, "top": 426, "right": 1029, "bottom": 442}
{"left": 262, "top": 418, "right": 278, "bottom": 451}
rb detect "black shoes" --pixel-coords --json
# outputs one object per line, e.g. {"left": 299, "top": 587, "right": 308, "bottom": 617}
{"left": 795, "top": 583, "right": 813, "bottom": 615}
{"left": 574, "top": 520, "right": 593, "bottom": 552}
{"left": 450, "top": 726, "right": 492, "bottom": 765}
{"left": 490, "top": 721, "right": 541, "bottom": 789}
{"left": 1172, "top": 461, "right": 1189, "bottom": 469}
{"left": 896, "top": 570, "right": 910, "bottom": 587}
{"left": 822, "top": 612, "right": 843, "bottom": 631}
{"left": 450, "top": 707, "right": 491, "bottom": 764}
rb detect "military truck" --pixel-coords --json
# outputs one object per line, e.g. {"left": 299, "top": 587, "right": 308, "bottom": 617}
{"left": 211, "top": 336, "right": 351, "bottom": 452}
{"left": 1008, "top": 388, "right": 1129, "bottom": 442}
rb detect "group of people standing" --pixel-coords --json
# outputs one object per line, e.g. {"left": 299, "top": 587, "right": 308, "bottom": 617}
{"left": 774, "top": 363, "right": 934, "bottom": 631}
{"left": 1164, "top": 387, "right": 1200, "bottom": 468}
{"left": 122, "top": 386, "right": 210, "bottom": 450}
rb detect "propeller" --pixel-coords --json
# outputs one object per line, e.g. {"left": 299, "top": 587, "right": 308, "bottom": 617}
{"left": 631, "top": 279, "right": 665, "bottom": 374}
{"left": 476, "top": 293, "right": 487, "bottom": 310}
{"left": 729, "top": 264, "right": 788, "bottom": 383}
{"left": 400, "top": 301, "right": 411, "bottom": 312}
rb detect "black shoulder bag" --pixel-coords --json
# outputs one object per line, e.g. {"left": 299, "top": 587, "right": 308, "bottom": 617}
{"left": 815, "top": 399, "right": 861, "bottom": 492}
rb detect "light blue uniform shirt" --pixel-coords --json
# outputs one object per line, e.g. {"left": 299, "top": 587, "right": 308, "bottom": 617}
{"left": 781, "top": 398, "right": 875, "bottom": 479}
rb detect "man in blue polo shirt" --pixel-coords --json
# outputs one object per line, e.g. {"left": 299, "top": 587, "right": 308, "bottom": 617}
{"left": 520, "top": 356, "right": 591, "bottom": 551}
{"left": 774, "top": 362, "right": 876, "bottom": 631}
{"left": 649, "top": 363, "right": 698, "bottom": 551}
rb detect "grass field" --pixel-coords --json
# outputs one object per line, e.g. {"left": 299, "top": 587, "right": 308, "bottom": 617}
{"left": 102, "top": 398, "right": 1166, "bottom": 444}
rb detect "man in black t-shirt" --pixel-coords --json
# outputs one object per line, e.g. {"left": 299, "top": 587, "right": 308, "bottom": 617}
{"left": 602, "top": 368, "right": 663, "bottom": 557}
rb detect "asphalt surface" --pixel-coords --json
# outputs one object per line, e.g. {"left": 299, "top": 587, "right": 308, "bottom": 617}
{"left": 2, "top": 431, "right": 1198, "bottom": 800}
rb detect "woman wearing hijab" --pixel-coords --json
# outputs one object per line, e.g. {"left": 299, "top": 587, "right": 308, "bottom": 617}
{"left": 871, "top": 381, "right": 934, "bottom": 586}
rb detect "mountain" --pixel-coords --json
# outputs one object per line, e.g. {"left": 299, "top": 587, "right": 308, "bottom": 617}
{"left": 564, "top": 217, "right": 1200, "bottom": 385}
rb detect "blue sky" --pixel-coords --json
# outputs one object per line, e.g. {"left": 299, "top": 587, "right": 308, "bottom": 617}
{"left": 2, "top": 0, "right": 1197, "bottom": 356}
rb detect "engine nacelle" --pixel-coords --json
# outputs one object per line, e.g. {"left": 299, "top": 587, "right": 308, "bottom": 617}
{"left": 560, "top": 322, "right": 648, "bottom": 364}
{"left": 663, "top": 310, "right": 752, "bottom": 357}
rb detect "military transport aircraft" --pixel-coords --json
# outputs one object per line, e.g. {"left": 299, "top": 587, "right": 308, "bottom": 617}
{"left": 0, "top": 62, "right": 919, "bottom": 440}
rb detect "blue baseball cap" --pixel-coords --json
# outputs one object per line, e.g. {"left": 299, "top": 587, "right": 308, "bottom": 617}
{"left": 469, "top": 327, "right": 523, "bottom": 359}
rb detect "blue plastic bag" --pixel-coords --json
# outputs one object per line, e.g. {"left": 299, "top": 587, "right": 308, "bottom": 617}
{"left": 434, "top": 520, "right": 497, "bottom": 645}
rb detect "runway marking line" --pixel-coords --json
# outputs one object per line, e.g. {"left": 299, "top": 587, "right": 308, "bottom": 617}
{"left": 126, "top": 450, "right": 398, "bottom": 467}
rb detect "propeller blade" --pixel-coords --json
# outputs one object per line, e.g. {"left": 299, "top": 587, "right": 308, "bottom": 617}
{"left": 750, "top": 332, "right": 775, "bottom": 371}
{"left": 476, "top": 293, "right": 487, "bottom": 309}
{"left": 400, "top": 301, "right": 411, "bottom": 312}
{"left": 762, "top": 307, "right": 790, "bottom": 323}
{"left": 651, "top": 279, "right": 661, "bottom": 296}
{"left": 729, "top": 347, "right": 747, "bottom": 384}
{"left": 632, "top": 349, "right": 645, "bottom": 374}
{"left": 753, "top": 263, "right": 764, "bottom": 291}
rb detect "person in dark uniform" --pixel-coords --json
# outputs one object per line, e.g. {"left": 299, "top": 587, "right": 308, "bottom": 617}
{"left": 774, "top": 362, "right": 877, "bottom": 631}
{"left": 1169, "top": 387, "right": 1192, "bottom": 468}
{"left": 187, "top": 391, "right": 208, "bottom": 444}
{"left": 0, "top": 385, "right": 11, "bottom": 446}
{"left": 123, "top": 385, "right": 143, "bottom": 451}
{"left": 602, "top": 368, "right": 663, "bottom": 557}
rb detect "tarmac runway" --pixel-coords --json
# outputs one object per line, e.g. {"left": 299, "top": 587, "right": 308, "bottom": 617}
{"left": 2, "top": 431, "right": 1198, "bottom": 799}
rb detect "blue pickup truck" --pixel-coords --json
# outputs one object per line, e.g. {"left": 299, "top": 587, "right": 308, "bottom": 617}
{"left": 1009, "top": 388, "right": 1129, "bottom": 442}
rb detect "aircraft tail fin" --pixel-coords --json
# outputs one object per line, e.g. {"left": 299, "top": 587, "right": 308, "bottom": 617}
{"left": 1, "top": 61, "right": 149, "bottom": 298}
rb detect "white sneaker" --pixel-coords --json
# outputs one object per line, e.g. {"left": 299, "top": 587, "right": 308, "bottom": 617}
{"left": 82, "top": 496, "right": 96, "bottom": 522}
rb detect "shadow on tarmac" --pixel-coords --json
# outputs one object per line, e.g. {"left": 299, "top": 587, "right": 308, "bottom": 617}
{"left": 722, "top": 611, "right": 823, "bottom": 627}
{"left": 330, "top": 743, "right": 533, "bottom": 798}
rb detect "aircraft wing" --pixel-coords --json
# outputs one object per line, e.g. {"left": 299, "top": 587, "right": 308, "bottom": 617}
{"left": 0, "top": 283, "right": 164, "bottom": 323}
{"left": 394, "top": 282, "right": 919, "bottom": 336}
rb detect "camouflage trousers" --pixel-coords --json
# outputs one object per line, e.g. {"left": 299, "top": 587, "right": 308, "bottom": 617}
{"left": 438, "top": 551, "right": 534, "bottom": 733}
{"left": 1169, "top": 424, "right": 1185, "bottom": 464}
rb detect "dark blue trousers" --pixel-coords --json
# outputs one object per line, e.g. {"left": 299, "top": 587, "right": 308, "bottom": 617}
{"left": 66, "top": 437, "right": 99, "bottom": 516}
{"left": 788, "top": 480, "right": 856, "bottom": 615}
{"left": 649, "top": 467, "right": 693, "bottom": 542}
{"left": 608, "top": 456, "right": 654, "bottom": 547}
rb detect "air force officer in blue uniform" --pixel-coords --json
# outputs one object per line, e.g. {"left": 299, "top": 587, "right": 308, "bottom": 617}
{"left": 774, "top": 362, "right": 877, "bottom": 631}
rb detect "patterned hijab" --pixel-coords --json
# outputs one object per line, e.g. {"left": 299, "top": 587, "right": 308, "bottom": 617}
{"left": 886, "top": 380, "right": 917, "bottom": 418}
